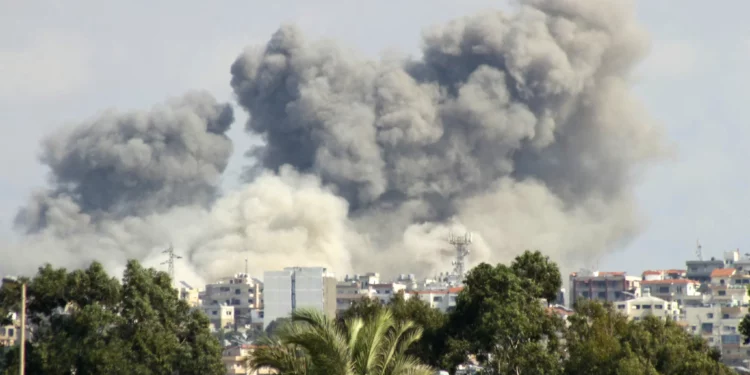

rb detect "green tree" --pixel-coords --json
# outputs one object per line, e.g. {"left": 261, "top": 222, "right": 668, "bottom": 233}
{"left": 564, "top": 300, "right": 733, "bottom": 375}
{"left": 248, "top": 308, "right": 433, "bottom": 375}
{"left": 340, "top": 292, "right": 448, "bottom": 368}
{"left": 510, "top": 250, "right": 562, "bottom": 303}
{"left": 0, "top": 260, "right": 225, "bottom": 375}
{"left": 444, "top": 263, "right": 563, "bottom": 375}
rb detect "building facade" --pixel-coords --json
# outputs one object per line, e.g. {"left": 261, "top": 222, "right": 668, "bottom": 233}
{"left": 683, "top": 304, "right": 750, "bottom": 366}
{"left": 203, "top": 273, "right": 263, "bottom": 328}
{"left": 263, "top": 267, "right": 336, "bottom": 330}
{"left": 569, "top": 271, "right": 641, "bottom": 306}
{"left": 614, "top": 294, "right": 680, "bottom": 321}
{"left": 222, "top": 344, "right": 275, "bottom": 374}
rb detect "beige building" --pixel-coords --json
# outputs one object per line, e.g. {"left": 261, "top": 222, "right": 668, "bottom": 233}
{"left": 0, "top": 322, "right": 18, "bottom": 347}
{"left": 639, "top": 279, "right": 700, "bottom": 304}
{"left": 200, "top": 304, "right": 235, "bottom": 331}
{"left": 204, "top": 273, "right": 263, "bottom": 328}
{"left": 684, "top": 304, "right": 749, "bottom": 366}
{"left": 222, "top": 344, "right": 275, "bottom": 375}
{"left": 569, "top": 271, "right": 641, "bottom": 306}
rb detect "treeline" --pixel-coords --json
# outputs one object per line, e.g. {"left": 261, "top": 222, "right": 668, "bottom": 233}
{"left": 0, "top": 252, "right": 741, "bottom": 374}
{"left": 330, "top": 251, "right": 735, "bottom": 374}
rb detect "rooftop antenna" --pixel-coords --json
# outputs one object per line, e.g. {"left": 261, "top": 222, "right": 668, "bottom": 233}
{"left": 696, "top": 239, "right": 703, "bottom": 261}
{"left": 161, "top": 244, "right": 182, "bottom": 282}
{"left": 448, "top": 231, "right": 473, "bottom": 283}
{"left": 245, "top": 258, "right": 248, "bottom": 276}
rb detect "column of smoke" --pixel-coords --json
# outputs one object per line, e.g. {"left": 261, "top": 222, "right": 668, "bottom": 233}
{"left": 2, "top": 0, "right": 663, "bottom": 284}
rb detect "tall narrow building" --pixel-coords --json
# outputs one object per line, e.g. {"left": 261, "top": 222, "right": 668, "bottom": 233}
{"left": 262, "top": 267, "right": 336, "bottom": 330}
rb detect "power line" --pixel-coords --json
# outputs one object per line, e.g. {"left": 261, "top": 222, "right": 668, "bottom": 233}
{"left": 161, "top": 244, "right": 182, "bottom": 281}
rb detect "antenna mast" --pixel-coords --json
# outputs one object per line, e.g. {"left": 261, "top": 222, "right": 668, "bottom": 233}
{"left": 696, "top": 239, "right": 703, "bottom": 261}
{"left": 448, "top": 232, "right": 473, "bottom": 283}
{"left": 161, "top": 244, "right": 182, "bottom": 281}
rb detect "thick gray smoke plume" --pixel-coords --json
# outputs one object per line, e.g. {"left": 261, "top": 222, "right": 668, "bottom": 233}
{"left": 228, "top": 0, "right": 662, "bottom": 272}
{"left": 4, "top": 0, "right": 663, "bottom": 283}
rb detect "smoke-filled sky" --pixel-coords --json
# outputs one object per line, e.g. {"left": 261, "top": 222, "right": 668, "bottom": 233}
{"left": 2, "top": 0, "right": 749, "bottom": 285}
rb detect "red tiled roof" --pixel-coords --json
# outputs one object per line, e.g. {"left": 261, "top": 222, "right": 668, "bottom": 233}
{"left": 642, "top": 270, "right": 662, "bottom": 276}
{"left": 711, "top": 268, "right": 736, "bottom": 278}
{"left": 640, "top": 279, "right": 699, "bottom": 285}
{"left": 547, "top": 306, "right": 574, "bottom": 316}
{"left": 598, "top": 272, "right": 626, "bottom": 276}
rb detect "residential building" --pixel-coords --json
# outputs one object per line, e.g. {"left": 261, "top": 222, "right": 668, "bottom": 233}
{"left": 335, "top": 279, "right": 376, "bottom": 314}
{"left": 222, "top": 344, "right": 275, "bottom": 374}
{"left": 178, "top": 281, "right": 202, "bottom": 308}
{"left": 614, "top": 293, "right": 680, "bottom": 321}
{"left": 409, "top": 287, "right": 463, "bottom": 313}
{"left": 639, "top": 279, "right": 700, "bottom": 304}
{"left": 204, "top": 273, "right": 263, "bottom": 327}
{"left": 569, "top": 271, "right": 641, "bottom": 306}
{"left": 684, "top": 304, "right": 750, "bottom": 366}
{"left": 686, "top": 250, "right": 737, "bottom": 283}
{"left": 641, "top": 269, "right": 687, "bottom": 281}
{"left": 0, "top": 314, "right": 17, "bottom": 347}
{"left": 263, "top": 267, "right": 336, "bottom": 330}
{"left": 200, "top": 304, "right": 235, "bottom": 331}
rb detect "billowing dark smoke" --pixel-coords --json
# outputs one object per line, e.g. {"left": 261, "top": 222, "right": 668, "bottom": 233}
{"left": 4, "top": 0, "right": 663, "bottom": 282}
{"left": 15, "top": 91, "right": 234, "bottom": 232}
{"left": 228, "top": 0, "right": 662, "bottom": 273}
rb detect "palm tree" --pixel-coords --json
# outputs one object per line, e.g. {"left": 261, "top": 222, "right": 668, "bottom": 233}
{"left": 247, "top": 308, "right": 434, "bottom": 375}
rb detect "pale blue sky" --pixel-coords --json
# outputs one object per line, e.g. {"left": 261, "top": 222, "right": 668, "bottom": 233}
{"left": 1, "top": 0, "right": 748, "bottom": 275}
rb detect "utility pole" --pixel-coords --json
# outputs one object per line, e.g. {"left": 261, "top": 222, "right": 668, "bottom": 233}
{"left": 245, "top": 258, "right": 248, "bottom": 275}
{"left": 19, "top": 282, "right": 25, "bottom": 375}
{"left": 161, "top": 244, "right": 182, "bottom": 282}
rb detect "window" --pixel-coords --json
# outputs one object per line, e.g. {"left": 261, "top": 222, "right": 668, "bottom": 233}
{"left": 655, "top": 304, "right": 664, "bottom": 309}
{"left": 582, "top": 291, "right": 590, "bottom": 298}
{"left": 235, "top": 289, "right": 241, "bottom": 295}
{"left": 707, "top": 313, "right": 714, "bottom": 319}
{"left": 720, "top": 279, "right": 725, "bottom": 285}
{"left": 723, "top": 314, "right": 730, "bottom": 319}
{"left": 617, "top": 304, "right": 626, "bottom": 309}
{"left": 7, "top": 329, "right": 13, "bottom": 337}
{"left": 226, "top": 310, "right": 232, "bottom": 316}
{"left": 433, "top": 296, "right": 443, "bottom": 302}
{"left": 635, "top": 305, "right": 641, "bottom": 310}
{"left": 676, "top": 286, "right": 683, "bottom": 293}
{"left": 642, "top": 304, "right": 652, "bottom": 309}
{"left": 658, "top": 286, "right": 670, "bottom": 293}
{"left": 718, "top": 290, "right": 726, "bottom": 296}
{"left": 722, "top": 335, "right": 741, "bottom": 345}
{"left": 597, "top": 292, "right": 606, "bottom": 299}
{"left": 701, "top": 323, "right": 713, "bottom": 334}
{"left": 220, "top": 286, "right": 230, "bottom": 292}
{"left": 212, "top": 311, "right": 218, "bottom": 315}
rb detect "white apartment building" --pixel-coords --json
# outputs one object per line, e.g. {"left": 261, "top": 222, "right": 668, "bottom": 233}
{"left": 409, "top": 287, "right": 463, "bottom": 313}
{"left": 334, "top": 273, "right": 408, "bottom": 314}
{"left": 639, "top": 279, "right": 700, "bottom": 304}
{"left": 614, "top": 293, "right": 680, "bottom": 321}
{"left": 641, "top": 269, "right": 687, "bottom": 281}
{"left": 569, "top": 271, "right": 641, "bottom": 306}
{"left": 263, "top": 267, "right": 337, "bottom": 330}
{"left": 686, "top": 250, "right": 738, "bottom": 283}
{"left": 222, "top": 344, "right": 275, "bottom": 375}
{"left": 684, "top": 304, "right": 750, "bottom": 366}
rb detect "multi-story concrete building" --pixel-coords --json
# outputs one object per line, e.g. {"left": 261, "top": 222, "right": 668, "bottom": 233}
{"left": 200, "top": 304, "right": 235, "bottom": 331}
{"left": 685, "top": 250, "right": 738, "bottom": 283}
{"left": 203, "top": 273, "right": 263, "bottom": 328}
{"left": 409, "top": 287, "right": 463, "bottom": 313}
{"left": 222, "top": 344, "right": 274, "bottom": 374}
{"left": 569, "top": 271, "right": 641, "bottom": 307}
{"left": 639, "top": 279, "right": 700, "bottom": 304}
{"left": 641, "top": 269, "right": 687, "bottom": 281}
{"left": 684, "top": 303, "right": 750, "bottom": 366}
{"left": 263, "top": 267, "right": 336, "bottom": 330}
{"left": 0, "top": 313, "right": 18, "bottom": 347}
{"left": 614, "top": 293, "right": 680, "bottom": 321}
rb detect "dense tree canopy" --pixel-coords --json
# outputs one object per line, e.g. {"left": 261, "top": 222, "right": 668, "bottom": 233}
{"left": 342, "top": 250, "right": 733, "bottom": 375}
{"left": 0, "top": 260, "right": 225, "bottom": 375}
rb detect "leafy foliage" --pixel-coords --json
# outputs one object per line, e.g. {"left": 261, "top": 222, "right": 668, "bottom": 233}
{"left": 510, "top": 250, "right": 562, "bottom": 303}
{"left": 0, "top": 260, "right": 225, "bottom": 375}
{"left": 248, "top": 308, "right": 433, "bottom": 375}
{"left": 565, "top": 301, "right": 733, "bottom": 375}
